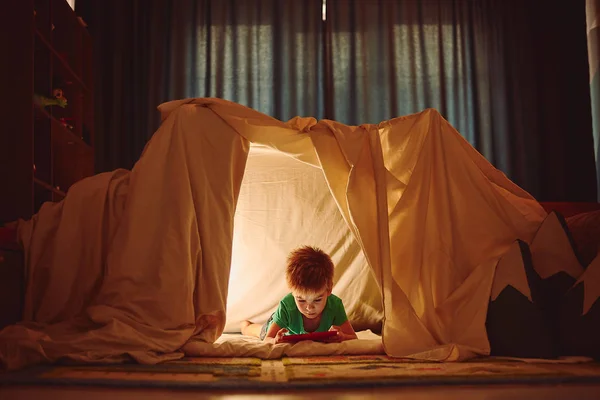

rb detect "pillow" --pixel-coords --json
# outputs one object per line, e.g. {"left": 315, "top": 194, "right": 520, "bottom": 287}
{"left": 557, "top": 253, "right": 600, "bottom": 360}
{"left": 486, "top": 239, "right": 558, "bottom": 358}
{"left": 566, "top": 210, "right": 600, "bottom": 267}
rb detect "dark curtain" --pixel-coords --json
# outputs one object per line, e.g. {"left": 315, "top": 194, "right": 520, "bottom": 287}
{"left": 76, "top": 0, "right": 324, "bottom": 171}
{"left": 77, "top": 0, "right": 597, "bottom": 202}
{"left": 325, "top": 0, "right": 596, "bottom": 201}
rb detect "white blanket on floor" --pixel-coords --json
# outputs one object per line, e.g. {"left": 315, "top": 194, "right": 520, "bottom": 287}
{"left": 184, "top": 330, "right": 384, "bottom": 359}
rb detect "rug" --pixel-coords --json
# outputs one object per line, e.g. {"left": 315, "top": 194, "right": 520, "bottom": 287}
{"left": 2, "top": 356, "right": 600, "bottom": 389}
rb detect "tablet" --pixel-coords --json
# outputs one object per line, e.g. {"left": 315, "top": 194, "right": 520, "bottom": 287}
{"left": 280, "top": 330, "right": 337, "bottom": 343}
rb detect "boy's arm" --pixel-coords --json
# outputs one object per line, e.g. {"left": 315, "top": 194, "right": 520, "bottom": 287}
{"left": 339, "top": 320, "right": 358, "bottom": 340}
{"left": 262, "top": 322, "right": 289, "bottom": 344}
{"left": 328, "top": 320, "right": 358, "bottom": 342}
{"left": 327, "top": 297, "right": 357, "bottom": 342}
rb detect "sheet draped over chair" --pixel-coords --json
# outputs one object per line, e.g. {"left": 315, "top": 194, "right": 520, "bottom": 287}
{"left": 0, "top": 98, "right": 546, "bottom": 369}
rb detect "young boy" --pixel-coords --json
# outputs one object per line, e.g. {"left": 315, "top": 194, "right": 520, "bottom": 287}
{"left": 240, "top": 245, "right": 358, "bottom": 344}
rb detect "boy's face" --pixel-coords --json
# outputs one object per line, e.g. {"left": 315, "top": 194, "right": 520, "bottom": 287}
{"left": 292, "top": 287, "right": 330, "bottom": 320}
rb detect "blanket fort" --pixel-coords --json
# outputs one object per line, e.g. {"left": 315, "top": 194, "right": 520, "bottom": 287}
{"left": 0, "top": 98, "right": 546, "bottom": 370}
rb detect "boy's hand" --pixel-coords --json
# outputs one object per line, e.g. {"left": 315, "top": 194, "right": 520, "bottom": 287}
{"left": 326, "top": 325, "right": 344, "bottom": 342}
{"left": 274, "top": 328, "right": 289, "bottom": 344}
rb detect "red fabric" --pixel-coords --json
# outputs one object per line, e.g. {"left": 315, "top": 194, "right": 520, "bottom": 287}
{"left": 565, "top": 210, "right": 600, "bottom": 266}
{"left": 0, "top": 227, "right": 18, "bottom": 251}
{"left": 540, "top": 202, "right": 600, "bottom": 218}
{"left": 540, "top": 202, "right": 600, "bottom": 266}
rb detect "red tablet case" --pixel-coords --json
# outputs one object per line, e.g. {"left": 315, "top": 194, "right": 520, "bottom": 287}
{"left": 280, "top": 330, "right": 337, "bottom": 343}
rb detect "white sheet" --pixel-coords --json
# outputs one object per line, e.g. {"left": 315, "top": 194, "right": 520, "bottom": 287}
{"left": 183, "top": 330, "right": 384, "bottom": 358}
{"left": 226, "top": 144, "right": 383, "bottom": 333}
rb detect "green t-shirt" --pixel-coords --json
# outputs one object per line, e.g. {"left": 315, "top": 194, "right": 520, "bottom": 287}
{"left": 269, "top": 293, "right": 349, "bottom": 335}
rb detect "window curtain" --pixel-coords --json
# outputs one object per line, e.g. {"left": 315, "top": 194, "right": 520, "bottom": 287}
{"left": 325, "top": 0, "right": 596, "bottom": 201}
{"left": 162, "top": 0, "right": 324, "bottom": 120}
{"left": 77, "top": 0, "right": 597, "bottom": 201}
{"left": 76, "top": 0, "right": 324, "bottom": 171}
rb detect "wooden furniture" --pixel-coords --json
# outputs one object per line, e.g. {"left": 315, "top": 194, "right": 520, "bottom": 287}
{"left": 0, "top": 0, "right": 94, "bottom": 224}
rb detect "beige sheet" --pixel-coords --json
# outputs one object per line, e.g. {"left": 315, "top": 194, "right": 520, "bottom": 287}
{"left": 0, "top": 98, "right": 546, "bottom": 370}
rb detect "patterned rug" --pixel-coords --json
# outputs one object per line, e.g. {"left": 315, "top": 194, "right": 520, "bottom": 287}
{"left": 2, "top": 355, "right": 600, "bottom": 389}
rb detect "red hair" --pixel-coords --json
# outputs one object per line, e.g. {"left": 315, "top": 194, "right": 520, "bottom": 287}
{"left": 286, "top": 245, "right": 334, "bottom": 293}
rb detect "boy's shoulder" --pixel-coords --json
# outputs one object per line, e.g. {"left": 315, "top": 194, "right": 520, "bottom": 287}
{"left": 280, "top": 293, "right": 296, "bottom": 307}
{"left": 327, "top": 293, "right": 343, "bottom": 307}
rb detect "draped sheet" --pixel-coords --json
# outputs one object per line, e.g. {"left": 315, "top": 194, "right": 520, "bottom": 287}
{"left": 0, "top": 98, "right": 546, "bottom": 369}
{"left": 225, "top": 144, "right": 383, "bottom": 334}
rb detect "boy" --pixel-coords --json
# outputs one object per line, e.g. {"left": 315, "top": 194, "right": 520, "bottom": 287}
{"left": 240, "top": 245, "right": 358, "bottom": 344}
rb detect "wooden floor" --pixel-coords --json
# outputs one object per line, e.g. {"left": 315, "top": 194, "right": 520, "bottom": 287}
{"left": 3, "top": 383, "right": 600, "bottom": 400}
